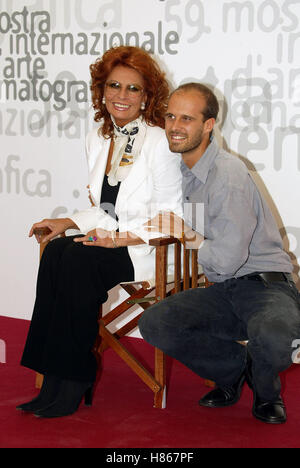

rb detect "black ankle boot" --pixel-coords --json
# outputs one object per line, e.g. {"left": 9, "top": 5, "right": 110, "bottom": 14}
{"left": 34, "top": 379, "right": 93, "bottom": 418}
{"left": 16, "top": 375, "right": 62, "bottom": 413}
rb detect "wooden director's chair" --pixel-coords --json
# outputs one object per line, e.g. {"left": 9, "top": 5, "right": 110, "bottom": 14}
{"left": 34, "top": 229, "right": 214, "bottom": 409}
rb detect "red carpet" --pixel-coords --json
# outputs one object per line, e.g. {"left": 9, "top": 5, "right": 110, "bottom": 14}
{"left": 1, "top": 316, "right": 300, "bottom": 449}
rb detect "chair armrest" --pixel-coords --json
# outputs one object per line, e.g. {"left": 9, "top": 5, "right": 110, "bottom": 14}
{"left": 33, "top": 227, "right": 66, "bottom": 259}
{"left": 33, "top": 227, "right": 52, "bottom": 237}
{"left": 149, "top": 236, "right": 179, "bottom": 247}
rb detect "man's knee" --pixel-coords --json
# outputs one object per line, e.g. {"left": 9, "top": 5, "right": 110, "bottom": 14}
{"left": 139, "top": 300, "right": 174, "bottom": 346}
{"left": 248, "top": 318, "right": 296, "bottom": 367}
{"left": 139, "top": 305, "right": 160, "bottom": 342}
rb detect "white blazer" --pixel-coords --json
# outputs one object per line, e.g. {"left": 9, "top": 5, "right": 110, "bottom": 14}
{"left": 71, "top": 124, "right": 183, "bottom": 281}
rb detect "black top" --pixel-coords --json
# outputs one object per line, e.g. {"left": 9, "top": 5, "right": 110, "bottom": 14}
{"left": 100, "top": 174, "right": 121, "bottom": 222}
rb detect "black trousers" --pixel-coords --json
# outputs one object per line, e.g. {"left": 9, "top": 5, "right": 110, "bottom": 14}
{"left": 21, "top": 236, "right": 134, "bottom": 382}
{"left": 139, "top": 276, "right": 300, "bottom": 401}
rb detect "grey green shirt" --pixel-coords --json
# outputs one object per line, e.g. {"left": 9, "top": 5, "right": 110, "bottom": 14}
{"left": 181, "top": 138, "right": 293, "bottom": 283}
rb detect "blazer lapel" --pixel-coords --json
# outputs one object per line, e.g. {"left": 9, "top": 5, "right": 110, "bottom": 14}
{"left": 115, "top": 148, "right": 149, "bottom": 214}
{"left": 89, "top": 138, "right": 111, "bottom": 206}
{"left": 88, "top": 127, "right": 150, "bottom": 212}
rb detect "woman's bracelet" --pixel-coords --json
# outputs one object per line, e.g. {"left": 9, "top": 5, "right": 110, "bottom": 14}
{"left": 111, "top": 230, "right": 118, "bottom": 248}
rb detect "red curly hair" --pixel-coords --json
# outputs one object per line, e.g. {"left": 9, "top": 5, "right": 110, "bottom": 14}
{"left": 90, "top": 46, "right": 169, "bottom": 138}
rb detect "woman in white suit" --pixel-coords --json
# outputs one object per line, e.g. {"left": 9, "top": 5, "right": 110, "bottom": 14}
{"left": 17, "top": 46, "right": 182, "bottom": 418}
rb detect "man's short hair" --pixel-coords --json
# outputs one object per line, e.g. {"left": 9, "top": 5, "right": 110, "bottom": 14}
{"left": 173, "top": 83, "right": 219, "bottom": 122}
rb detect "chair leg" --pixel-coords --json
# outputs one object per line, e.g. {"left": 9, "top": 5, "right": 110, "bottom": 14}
{"left": 35, "top": 372, "right": 44, "bottom": 389}
{"left": 99, "top": 320, "right": 162, "bottom": 397}
{"left": 205, "top": 379, "right": 215, "bottom": 388}
{"left": 154, "top": 348, "right": 166, "bottom": 409}
{"left": 94, "top": 305, "right": 104, "bottom": 363}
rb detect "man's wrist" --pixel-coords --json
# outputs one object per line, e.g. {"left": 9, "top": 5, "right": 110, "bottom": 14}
{"left": 184, "top": 228, "right": 195, "bottom": 240}
{"left": 183, "top": 228, "right": 204, "bottom": 249}
{"left": 182, "top": 227, "right": 195, "bottom": 243}
{"left": 111, "top": 230, "right": 118, "bottom": 248}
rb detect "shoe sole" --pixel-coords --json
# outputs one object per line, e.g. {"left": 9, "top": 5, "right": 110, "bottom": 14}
{"left": 199, "top": 397, "right": 241, "bottom": 408}
{"left": 252, "top": 409, "right": 286, "bottom": 424}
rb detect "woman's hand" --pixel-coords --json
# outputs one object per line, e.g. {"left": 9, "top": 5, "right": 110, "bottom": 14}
{"left": 74, "top": 228, "right": 145, "bottom": 248}
{"left": 29, "top": 218, "right": 77, "bottom": 244}
{"left": 74, "top": 228, "right": 115, "bottom": 248}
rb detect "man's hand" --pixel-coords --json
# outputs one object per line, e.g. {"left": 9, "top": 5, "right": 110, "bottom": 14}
{"left": 144, "top": 211, "right": 189, "bottom": 239}
{"left": 144, "top": 211, "right": 204, "bottom": 249}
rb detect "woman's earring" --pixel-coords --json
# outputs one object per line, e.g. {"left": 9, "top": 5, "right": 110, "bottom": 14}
{"left": 140, "top": 102, "right": 145, "bottom": 111}
{"left": 102, "top": 96, "right": 106, "bottom": 105}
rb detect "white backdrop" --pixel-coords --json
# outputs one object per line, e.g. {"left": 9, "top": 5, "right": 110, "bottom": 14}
{"left": 1, "top": 0, "right": 299, "bottom": 327}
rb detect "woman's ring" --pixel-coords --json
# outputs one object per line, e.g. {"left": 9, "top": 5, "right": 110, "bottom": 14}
{"left": 88, "top": 236, "right": 98, "bottom": 242}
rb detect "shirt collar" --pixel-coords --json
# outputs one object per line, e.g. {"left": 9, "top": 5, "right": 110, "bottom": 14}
{"left": 181, "top": 137, "right": 219, "bottom": 184}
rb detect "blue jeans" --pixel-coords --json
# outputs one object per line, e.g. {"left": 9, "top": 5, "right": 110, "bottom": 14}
{"left": 139, "top": 276, "right": 300, "bottom": 401}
